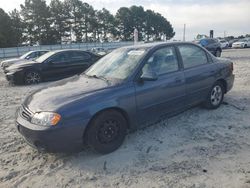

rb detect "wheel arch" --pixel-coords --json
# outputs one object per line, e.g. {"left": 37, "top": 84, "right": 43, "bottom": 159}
{"left": 82, "top": 107, "right": 131, "bottom": 142}
{"left": 216, "top": 78, "right": 227, "bottom": 93}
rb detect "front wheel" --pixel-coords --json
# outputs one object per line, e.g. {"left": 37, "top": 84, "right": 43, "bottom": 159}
{"left": 24, "top": 71, "right": 42, "bottom": 85}
{"left": 203, "top": 82, "right": 224, "bottom": 109}
{"left": 86, "top": 110, "right": 127, "bottom": 154}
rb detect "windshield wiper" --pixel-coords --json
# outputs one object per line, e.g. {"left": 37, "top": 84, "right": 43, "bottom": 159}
{"left": 86, "top": 74, "right": 110, "bottom": 84}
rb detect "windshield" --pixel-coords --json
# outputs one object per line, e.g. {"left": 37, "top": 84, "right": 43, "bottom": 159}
{"left": 20, "top": 51, "right": 32, "bottom": 59}
{"left": 35, "top": 51, "right": 56, "bottom": 63}
{"left": 85, "top": 48, "right": 146, "bottom": 80}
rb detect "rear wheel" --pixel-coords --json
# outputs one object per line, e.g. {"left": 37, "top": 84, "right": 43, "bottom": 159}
{"left": 244, "top": 44, "right": 247, "bottom": 48}
{"left": 86, "top": 110, "right": 127, "bottom": 154}
{"left": 24, "top": 71, "right": 41, "bottom": 85}
{"left": 204, "top": 81, "right": 224, "bottom": 109}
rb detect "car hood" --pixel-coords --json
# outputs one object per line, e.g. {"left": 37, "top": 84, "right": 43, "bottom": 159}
{"left": 6, "top": 60, "right": 38, "bottom": 70}
{"left": 2, "top": 58, "right": 20, "bottom": 63}
{"left": 24, "top": 75, "right": 116, "bottom": 112}
{"left": 2, "top": 59, "right": 28, "bottom": 68}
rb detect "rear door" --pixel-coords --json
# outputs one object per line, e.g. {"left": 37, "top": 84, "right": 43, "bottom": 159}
{"left": 177, "top": 44, "right": 217, "bottom": 106}
{"left": 135, "top": 46, "right": 186, "bottom": 127}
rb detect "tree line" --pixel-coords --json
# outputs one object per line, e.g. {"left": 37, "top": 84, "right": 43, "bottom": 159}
{"left": 0, "top": 0, "right": 175, "bottom": 48}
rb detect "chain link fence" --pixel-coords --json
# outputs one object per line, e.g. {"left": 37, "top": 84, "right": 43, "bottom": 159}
{"left": 0, "top": 41, "right": 134, "bottom": 59}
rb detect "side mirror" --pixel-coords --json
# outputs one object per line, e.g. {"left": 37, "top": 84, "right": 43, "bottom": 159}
{"left": 140, "top": 71, "right": 158, "bottom": 81}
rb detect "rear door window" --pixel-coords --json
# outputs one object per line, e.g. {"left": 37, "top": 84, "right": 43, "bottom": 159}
{"left": 178, "top": 44, "right": 208, "bottom": 69}
{"left": 70, "top": 51, "right": 91, "bottom": 61}
{"left": 50, "top": 53, "right": 69, "bottom": 64}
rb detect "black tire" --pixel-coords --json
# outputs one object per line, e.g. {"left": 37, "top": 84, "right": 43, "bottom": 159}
{"left": 86, "top": 110, "right": 127, "bottom": 154}
{"left": 215, "top": 49, "right": 221, "bottom": 57}
{"left": 244, "top": 44, "right": 247, "bottom": 48}
{"left": 24, "top": 71, "right": 42, "bottom": 85}
{"left": 203, "top": 81, "right": 224, "bottom": 109}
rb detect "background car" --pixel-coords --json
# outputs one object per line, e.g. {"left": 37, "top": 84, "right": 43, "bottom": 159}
{"left": 232, "top": 38, "right": 250, "bottom": 48}
{"left": 4, "top": 49, "right": 101, "bottom": 85}
{"left": 194, "top": 38, "right": 222, "bottom": 57}
{"left": 1, "top": 50, "right": 49, "bottom": 69}
{"left": 228, "top": 39, "right": 238, "bottom": 48}
{"left": 89, "top": 47, "right": 108, "bottom": 56}
{"left": 15, "top": 42, "right": 234, "bottom": 154}
{"left": 219, "top": 39, "right": 229, "bottom": 49}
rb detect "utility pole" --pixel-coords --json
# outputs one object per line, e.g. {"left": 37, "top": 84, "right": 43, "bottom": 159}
{"left": 224, "top": 31, "right": 227, "bottom": 38}
{"left": 183, "top": 24, "right": 186, "bottom": 41}
{"left": 134, "top": 28, "right": 138, "bottom": 45}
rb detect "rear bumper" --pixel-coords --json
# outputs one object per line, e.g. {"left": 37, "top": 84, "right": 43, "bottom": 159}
{"left": 226, "top": 74, "right": 235, "bottom": 93}
{"left": 16, "top": 110, "right": 90, "bottom": 153}
{"left": 232, "top": 44, "right": 244, "bottom": 48}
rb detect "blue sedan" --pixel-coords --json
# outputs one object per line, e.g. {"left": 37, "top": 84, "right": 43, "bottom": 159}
{"left": 16, "top": 42, "right": 235, "bottom": 154}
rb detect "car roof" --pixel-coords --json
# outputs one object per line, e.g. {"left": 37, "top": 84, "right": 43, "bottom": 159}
{"left": 51, "top": 49, "right": 89, "bottom": 53}
{"left": 29, "top": 50, "right": 50, "bottom": 52}
{"left": 119, "top": 41, "right": 196, "bottom": 51}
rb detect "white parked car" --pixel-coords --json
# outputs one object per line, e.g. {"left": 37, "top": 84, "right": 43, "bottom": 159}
{"left": 232, "top": 38, "right": 250, "bottom": 48}
{"left": 219, "top": 39, "right": 229, "bottom": 49}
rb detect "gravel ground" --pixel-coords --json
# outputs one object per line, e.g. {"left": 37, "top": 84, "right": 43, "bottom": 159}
{"left": 0, "top": 48, "right": 250, "bottom": 188}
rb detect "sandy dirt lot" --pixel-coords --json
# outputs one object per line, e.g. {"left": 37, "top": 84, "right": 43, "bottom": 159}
{"left": 0, "top": 48, "right": 250, "bottom": 188}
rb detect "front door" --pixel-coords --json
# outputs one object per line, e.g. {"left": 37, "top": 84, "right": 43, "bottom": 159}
{"left": 42, "top": 52, "right": 72, "bottom": 80}
{"left": 134, "top": 46, "right": 186, "bottom": 127}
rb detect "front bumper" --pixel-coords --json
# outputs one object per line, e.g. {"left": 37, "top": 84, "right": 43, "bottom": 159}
{"left": 4, "top": 71, "right": 24, "bottom": 84}
{"left": 16, "top": 107, "right": 90, "bottom": 152}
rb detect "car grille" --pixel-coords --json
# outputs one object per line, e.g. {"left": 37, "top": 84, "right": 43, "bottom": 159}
{"left": 20, "top": 106, "right": 33, "bottom": 121}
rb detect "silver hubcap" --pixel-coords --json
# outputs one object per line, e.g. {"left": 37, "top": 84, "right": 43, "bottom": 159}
{"left": 211, "top": 85, "right": 222, "bottom": 106}
{"left": 25, "top": 72, "right": 41, "bottom": 84}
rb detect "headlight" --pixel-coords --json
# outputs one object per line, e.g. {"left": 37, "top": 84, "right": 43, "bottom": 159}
{"left": 31, "top": 112, "right": 61, "bottom": 127}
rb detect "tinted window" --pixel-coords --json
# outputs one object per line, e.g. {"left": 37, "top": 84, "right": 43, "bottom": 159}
{"left": 207, "top": 39, "right": 216, "bottom": 44}
{"left": 70, "top": 51, "right": 91, "bottom": 61}
{"left": 50, "top": 53, "right": 69, "bottom": 63}
{"left": 26, "top": 52, "right": 37, "bottom": 59}
{"left": 142, "top": 46, "right": 179, "bottom": 76}
{"left": 178, "top": 45, "right": 208, "bottom": 68}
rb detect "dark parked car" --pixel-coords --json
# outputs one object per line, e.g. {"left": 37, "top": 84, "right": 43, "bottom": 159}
{"left": 4, "top": 49, "right": 101, "bottom": 85}
{"left": 194, "top": 38, "right": 222, "bottom": 57}
{"left": 1, "top": 50, "right": 49, "bottom": 69}
{"left": 16, "top": 42, "right": 234, "bottom": 153}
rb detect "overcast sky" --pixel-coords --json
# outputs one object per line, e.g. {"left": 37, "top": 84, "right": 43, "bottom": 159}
{"left": 1, "top": 0, "right": 250, "bottom": 40}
